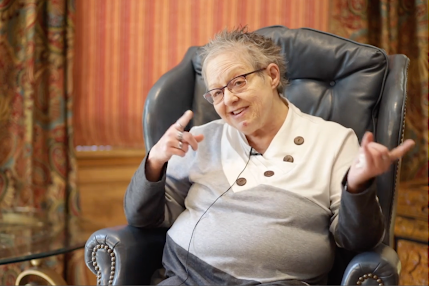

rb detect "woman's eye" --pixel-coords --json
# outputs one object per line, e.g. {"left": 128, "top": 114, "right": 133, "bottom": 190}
{"left": 212, "top": 90, "right": 222, "bottom": 98}
{"left": 233, "top": 79, "right": 245, "bottom": 87}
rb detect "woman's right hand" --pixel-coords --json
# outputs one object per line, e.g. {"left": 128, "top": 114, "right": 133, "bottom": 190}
{"left": 146, "top": 110, "right": 204, "bottom": 181}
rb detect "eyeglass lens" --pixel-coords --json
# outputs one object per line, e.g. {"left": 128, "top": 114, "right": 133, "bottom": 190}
{"left": 206, "top": 76, "right": 247, "bottom": 104}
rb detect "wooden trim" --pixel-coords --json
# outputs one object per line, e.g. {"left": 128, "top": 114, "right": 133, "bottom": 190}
{"left": 76, "top": 149, "right": 146, "bottom": 169}
{"left": 76, "top": 148, "right": 146, "bottom": 159}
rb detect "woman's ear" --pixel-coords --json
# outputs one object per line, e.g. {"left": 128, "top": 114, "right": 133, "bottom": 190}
{"left": 266, "top": 63, "right": 280, "bottom": 90}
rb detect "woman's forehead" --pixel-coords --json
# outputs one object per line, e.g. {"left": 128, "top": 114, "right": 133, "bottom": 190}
{"left": 204, "top": 52, "right": 254, "bottom": 84}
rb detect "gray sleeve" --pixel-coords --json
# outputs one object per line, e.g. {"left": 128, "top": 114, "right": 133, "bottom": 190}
{"left": 327, "top": 129, "right": 385, "bottom": 252}
{"left": 124, "top": 150, "right": 194, "bottom": 228}
{"left": 124, "top": 153, "right": 168, "bottom": 228}
{"left": 333, "top": 175, "right": 385, "bottom": 252}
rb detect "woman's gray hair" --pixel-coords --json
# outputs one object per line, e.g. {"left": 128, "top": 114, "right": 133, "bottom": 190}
{"left": 200, "top": 26, "right": 288, "bottom": 94}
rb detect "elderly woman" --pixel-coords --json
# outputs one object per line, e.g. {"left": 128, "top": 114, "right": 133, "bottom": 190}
{"left": 124, "top": 28, "right": 414, "bottom": 285}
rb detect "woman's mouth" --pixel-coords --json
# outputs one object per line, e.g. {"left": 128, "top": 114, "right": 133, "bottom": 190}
{"left": 231, "top": 107, "right": 247, "bottom": 116}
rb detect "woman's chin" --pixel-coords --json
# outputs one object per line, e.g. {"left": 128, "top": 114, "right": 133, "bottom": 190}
{"left": 233, "top": 120, "right": 254, "bottom": 134}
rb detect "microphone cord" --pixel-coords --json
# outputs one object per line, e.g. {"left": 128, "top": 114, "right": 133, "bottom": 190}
{"left": 179, "top": 148, "right": 254, "bottom": 285}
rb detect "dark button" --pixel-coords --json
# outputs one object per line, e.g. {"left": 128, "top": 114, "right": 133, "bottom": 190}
{"left": 283, "top": 155, "right": 294, "bottom": 162}
{"left": 294, "top": 136, "right": 304, "bottom": 145}
{"left": 236, "top": 177, "right": 247, "bottom": 186}
{"left": 264, "top": 171, "right": 274, "bottom": 177}
{"left": 330, "top": 81, "right": 335, "bottom": 86}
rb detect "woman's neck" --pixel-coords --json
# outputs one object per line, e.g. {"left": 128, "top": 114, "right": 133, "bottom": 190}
{"left": 246, "top": 96, "right": 289, "bottom": 154}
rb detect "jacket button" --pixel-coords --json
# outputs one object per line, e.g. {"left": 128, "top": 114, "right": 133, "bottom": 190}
{"left": 264, "top": 171, "right": 274, "bottom": 177}
{"left": 236, "top": 177, "right": 247, "bottom": 186}
{"left": 283, "top": 155, "right": 294, "bottom": 162}
{"left": 294, "top": 136, "right": 304, "bottom": 145}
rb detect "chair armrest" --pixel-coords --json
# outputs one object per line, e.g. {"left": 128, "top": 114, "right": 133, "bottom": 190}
{"left": 341, "top": 244, "right": 401, "bottom": 285}
{"left": 85, "top": 225, "right": 168, "bottom": 285}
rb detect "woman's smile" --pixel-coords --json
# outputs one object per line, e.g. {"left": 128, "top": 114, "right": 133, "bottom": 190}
{"left": 230, "top": 106, "right": 248, "bottom": 117}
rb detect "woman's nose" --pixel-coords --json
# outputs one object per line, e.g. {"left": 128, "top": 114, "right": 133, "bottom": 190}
{"left": 222, "top": 89, "right": 238, "bottom": 105}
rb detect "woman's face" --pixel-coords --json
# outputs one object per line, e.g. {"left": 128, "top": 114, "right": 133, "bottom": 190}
{"left": 204, "top": 52, "right": 281, "bottom": 137}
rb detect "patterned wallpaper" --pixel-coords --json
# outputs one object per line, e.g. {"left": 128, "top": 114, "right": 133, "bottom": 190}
{"left": 73, "top": 0, "right": 330, "bottom": 148}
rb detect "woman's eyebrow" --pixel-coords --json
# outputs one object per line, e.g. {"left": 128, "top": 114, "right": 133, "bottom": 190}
{"left": 208, "top": 68, "right": 246, "bottom": 89}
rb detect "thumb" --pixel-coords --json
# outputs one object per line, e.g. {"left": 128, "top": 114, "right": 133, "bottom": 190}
{"left": 195, "top": 134, "right": 204, "bottom": 142}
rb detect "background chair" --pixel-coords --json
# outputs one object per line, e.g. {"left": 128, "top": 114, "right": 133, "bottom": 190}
{"left": 85, "top": 25, "right": 408, "bottom": 285}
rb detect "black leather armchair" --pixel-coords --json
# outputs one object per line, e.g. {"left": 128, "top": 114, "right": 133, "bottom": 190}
{"left": 85, "top": 26, "right": 408, "bottom": 285}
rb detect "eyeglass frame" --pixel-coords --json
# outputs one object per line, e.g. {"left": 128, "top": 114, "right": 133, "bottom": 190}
{"left": 203, "top": 67, "right": 267, "bottom": 104}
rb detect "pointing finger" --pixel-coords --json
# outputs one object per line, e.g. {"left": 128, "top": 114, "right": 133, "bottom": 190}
{"left": 176, "top": 110, "right": 193, "bottom": 130}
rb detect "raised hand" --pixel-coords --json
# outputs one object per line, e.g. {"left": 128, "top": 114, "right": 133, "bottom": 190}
{"left": 146, "top": 110, "right": 204, "bottom": 181}
{"left": 347, "top": 132, "right": 415, "bottom": 193}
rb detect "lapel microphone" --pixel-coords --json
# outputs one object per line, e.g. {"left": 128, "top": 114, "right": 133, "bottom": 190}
{"left": 250, "top": 148, "right": 262, "bottom": 156}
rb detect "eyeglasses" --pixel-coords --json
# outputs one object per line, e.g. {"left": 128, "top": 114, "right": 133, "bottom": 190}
{"left": 203, "top": 67, "right": 266, "bottom": 104}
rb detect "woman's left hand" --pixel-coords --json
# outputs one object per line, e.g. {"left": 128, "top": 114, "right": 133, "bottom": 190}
{"left": 347, "top": 132, "right": 415, "bottom": 193}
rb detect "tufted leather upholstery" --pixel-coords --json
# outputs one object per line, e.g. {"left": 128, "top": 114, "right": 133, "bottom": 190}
{"left": 86, "top": 26, "right": 408, "bottom": 285}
